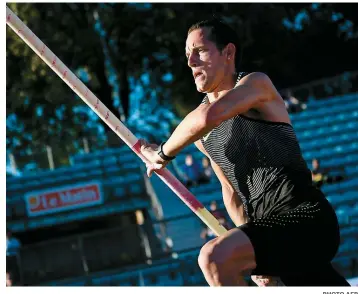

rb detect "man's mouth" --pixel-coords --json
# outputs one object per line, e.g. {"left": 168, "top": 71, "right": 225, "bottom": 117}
{"left": 194, "top": 72, "right": 204, "bottom": 81}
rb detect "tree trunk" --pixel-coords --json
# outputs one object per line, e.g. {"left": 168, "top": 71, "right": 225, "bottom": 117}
{"left": 104, "top": 61, "right": 130, "bottom": 148}
{"left": 119, "top": 61, "right": 130, "bottom": 120}
{"left": 92, "top": 51, "right": 125, "bottom": 147}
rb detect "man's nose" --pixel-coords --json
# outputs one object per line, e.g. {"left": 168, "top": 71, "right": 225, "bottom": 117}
{"left": 187, "top": 53, "right": 198, "bottom": 68}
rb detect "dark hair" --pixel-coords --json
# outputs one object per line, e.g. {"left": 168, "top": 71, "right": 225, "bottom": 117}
{"left": 188, "top": 17, "right": 241, "bottom": 72}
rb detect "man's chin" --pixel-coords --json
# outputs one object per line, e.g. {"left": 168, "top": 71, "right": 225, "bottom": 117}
{"left": 196, "top": 84, "right": 208, "bottom": 93}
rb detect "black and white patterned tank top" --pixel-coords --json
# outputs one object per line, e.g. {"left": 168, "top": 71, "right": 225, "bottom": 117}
{"left": 200, "top": 72, "right": 321, "bottom": 222}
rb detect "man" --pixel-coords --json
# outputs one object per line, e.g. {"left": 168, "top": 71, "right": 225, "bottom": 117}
{"left": 311, "top": 158, "right": 327, "bottom": 188}
{"left": 6, "top": 230, "right": 21, "bottom": 286}
{"left": 140, "top": 18, "right": 349, "bottom": 286}
{"left": 6, "top": 230, "right": 21, "bottom": 257}
{"left": 280, "top": 89, "right": 307, "bottom": 113}
{"left": 312, "top": 158, "right": 345, "bottom": 188}
{"left": 200, "top": 156, "right": 213, "bottom": 183}
{"left": 181, "top": 154, "right": 204, "bottom": 187}
{"left": 208, "top": 200, "right": 226, "bottom": 225}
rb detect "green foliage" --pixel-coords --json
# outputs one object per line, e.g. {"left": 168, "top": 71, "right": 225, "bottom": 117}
{"left": 6, "top": 3, "right": 358, "bottom": 164}
{"left": 7, "top": 3, "right": 109, "bottom": 155}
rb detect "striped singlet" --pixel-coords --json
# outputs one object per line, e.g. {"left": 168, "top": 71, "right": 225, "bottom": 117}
{"left": 200, "top": 72, "right": 326, "bottom": 227}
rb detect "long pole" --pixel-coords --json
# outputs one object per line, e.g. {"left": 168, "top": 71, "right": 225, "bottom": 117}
{"left": 6, "top": 6, "right": 227, "bottom": 237}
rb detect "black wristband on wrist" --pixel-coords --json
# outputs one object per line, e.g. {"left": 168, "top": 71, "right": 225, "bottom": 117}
{"left": 158, "top": 142, "right": 176, "bottom": 161}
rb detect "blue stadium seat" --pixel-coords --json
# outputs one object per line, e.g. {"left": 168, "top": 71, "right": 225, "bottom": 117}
{"left": 306, "top": 93, "right": 357, "bottom": 109}
{"left": 337, "top": 238, "right": 358, "bottom": 257}
{"left": 292, "top": 101, "right": 358, "bottom": 124}
{"left": 346, "top": 165, "right": 358, "bottom": 174}
{"left": 324, "top": 183, "right": 358, "bottom": 199}
{"left": 103, "top": 156, "right": 117, "bottom": 166}
{"left": 296, "top": 121, "right": 358, "bottom": 143}
{"left": 6, "top": 90, "right": 358, "bottom": 287}
{"left": 340, "top": 226, "right": 358, "bottom": 239}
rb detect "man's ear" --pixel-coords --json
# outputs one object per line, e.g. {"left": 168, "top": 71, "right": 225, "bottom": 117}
{"left": 224, "top": 43, "right": 236, "bottom": 61}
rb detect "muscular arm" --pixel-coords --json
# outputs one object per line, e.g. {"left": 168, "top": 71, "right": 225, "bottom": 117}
{"left": 194, "top": 141, "right": 248, "bottom": 227}
{"left": 162, "top": 72, "right": 278, "bottom": 157}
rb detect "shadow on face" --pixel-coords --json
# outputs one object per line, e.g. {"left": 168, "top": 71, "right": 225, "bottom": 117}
{"left": 185, "top": 28, "right": 229, "bottom": 93}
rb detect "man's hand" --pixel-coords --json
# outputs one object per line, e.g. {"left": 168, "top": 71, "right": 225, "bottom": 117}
{"left": 140, "top": 139, "right": 169, "bottom": 177}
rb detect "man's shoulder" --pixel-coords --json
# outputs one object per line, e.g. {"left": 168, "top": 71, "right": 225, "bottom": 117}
{"left": 239, "top": 72, "right": 273, "bottom": 86}
{"left": 238, "top": 72, "right": 283, "bottom": 107}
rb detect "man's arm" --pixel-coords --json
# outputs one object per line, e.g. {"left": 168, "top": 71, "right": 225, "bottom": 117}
{"left": 194, "top": 141, "right": 248, "bottom": 227}
{"left": 162, "top": 72, "right": 278, "bottom": 158}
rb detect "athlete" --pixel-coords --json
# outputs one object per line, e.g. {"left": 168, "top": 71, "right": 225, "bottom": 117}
{"left": 140, "top": 18, "right": 349, "bottom": 286}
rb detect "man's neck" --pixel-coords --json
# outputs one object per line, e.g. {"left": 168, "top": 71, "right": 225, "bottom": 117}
{"left": 207, "top": 88, "right": 230, "bottom": 102}
{"left": 206, "top": 76, "right": 237, "bottom": 103}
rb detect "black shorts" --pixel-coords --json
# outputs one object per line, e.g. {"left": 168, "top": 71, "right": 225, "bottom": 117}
{"left": 239, "top": 198, "right": 349, "bottom": 285}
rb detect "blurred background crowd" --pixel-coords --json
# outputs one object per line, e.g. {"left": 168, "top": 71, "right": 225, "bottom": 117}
{"left": 6, "top": 3, "right": 358, "bottom": 286}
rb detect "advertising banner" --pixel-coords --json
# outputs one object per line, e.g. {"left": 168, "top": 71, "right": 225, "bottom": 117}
{"left": 25, "top": 182, "right": 103, "bottom": 217}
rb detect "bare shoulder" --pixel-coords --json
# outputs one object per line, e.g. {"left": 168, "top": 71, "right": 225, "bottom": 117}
{"left": 240, "top": 72, "right": 284, "bottom": 104}
{"left": 240, "top": 72, "right": 272, "bottom": 83}
{"left": 240, "top": 72, "right": 277, "bottom": 93}
{"left": 240, "top": 72, "right": 290, "bottom": 122}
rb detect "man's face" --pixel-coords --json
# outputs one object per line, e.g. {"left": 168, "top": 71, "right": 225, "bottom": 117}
{"left": 185, "top": 155, "right": 193, "bottom": 166}
{"left": 312, "top": 159, "right": 319, "bottom": 169}
{"left": 202, "top": 157, "right": 209, "bottom": 167}
{"left": 185, "top": 28, "right": 228, "bottom": 93}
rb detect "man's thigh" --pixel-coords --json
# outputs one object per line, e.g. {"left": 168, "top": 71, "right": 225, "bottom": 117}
{"left": 239, "top": 222, "right": 337, "bottom": 276}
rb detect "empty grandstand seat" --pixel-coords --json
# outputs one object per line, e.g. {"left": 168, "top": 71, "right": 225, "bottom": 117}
{"left": 346, "top": 165, "right": 358, "bottom": 174}
{"left": 323, "top": 179, "right": 358, "bottom": 195}
{"left": 337, "top": 238, "right": 358, "bottom": 257}
{"left": 291, "top": 94, "right": 358, "bottom": 122}
{"left": 6, "top": 91, "right": 358, "bottom": 286}
{"left": 300, "top": 132, "right": 358, "bottom": 151}
{"left": 305, "top": 93, "right": 357, "bottom": 110}
{"left": 340, "top": 226, "right": 358, "bottom": 241}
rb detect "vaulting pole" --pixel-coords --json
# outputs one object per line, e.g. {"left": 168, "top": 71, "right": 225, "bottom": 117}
{"left": 6, "top": 6, "right": 227, "bottom": 237}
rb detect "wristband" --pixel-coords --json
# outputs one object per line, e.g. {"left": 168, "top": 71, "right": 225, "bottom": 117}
{"left": 158, "top": 142, "right": 176, "bottom": 161}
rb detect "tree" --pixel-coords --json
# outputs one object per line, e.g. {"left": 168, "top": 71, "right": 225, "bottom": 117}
{"left": 6, "top": 3, "right": 113, "bottom": 156}
{"left": 7, "top": 3, "right": 358, "bottom": 170}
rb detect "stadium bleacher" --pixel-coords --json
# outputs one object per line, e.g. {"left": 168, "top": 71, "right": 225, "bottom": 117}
{"left": 6, "top": 92, "right": 358, "bottom": 286}
{"left": 43, "top": 92, "right": 358, "bottom": 285}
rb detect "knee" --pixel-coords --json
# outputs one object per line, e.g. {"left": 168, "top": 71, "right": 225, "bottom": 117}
{"left": 198, "top": 239, "right": 223, "bottom": 271}
{"left": 198, "top": 230, "right": 257, "bottom": 276}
